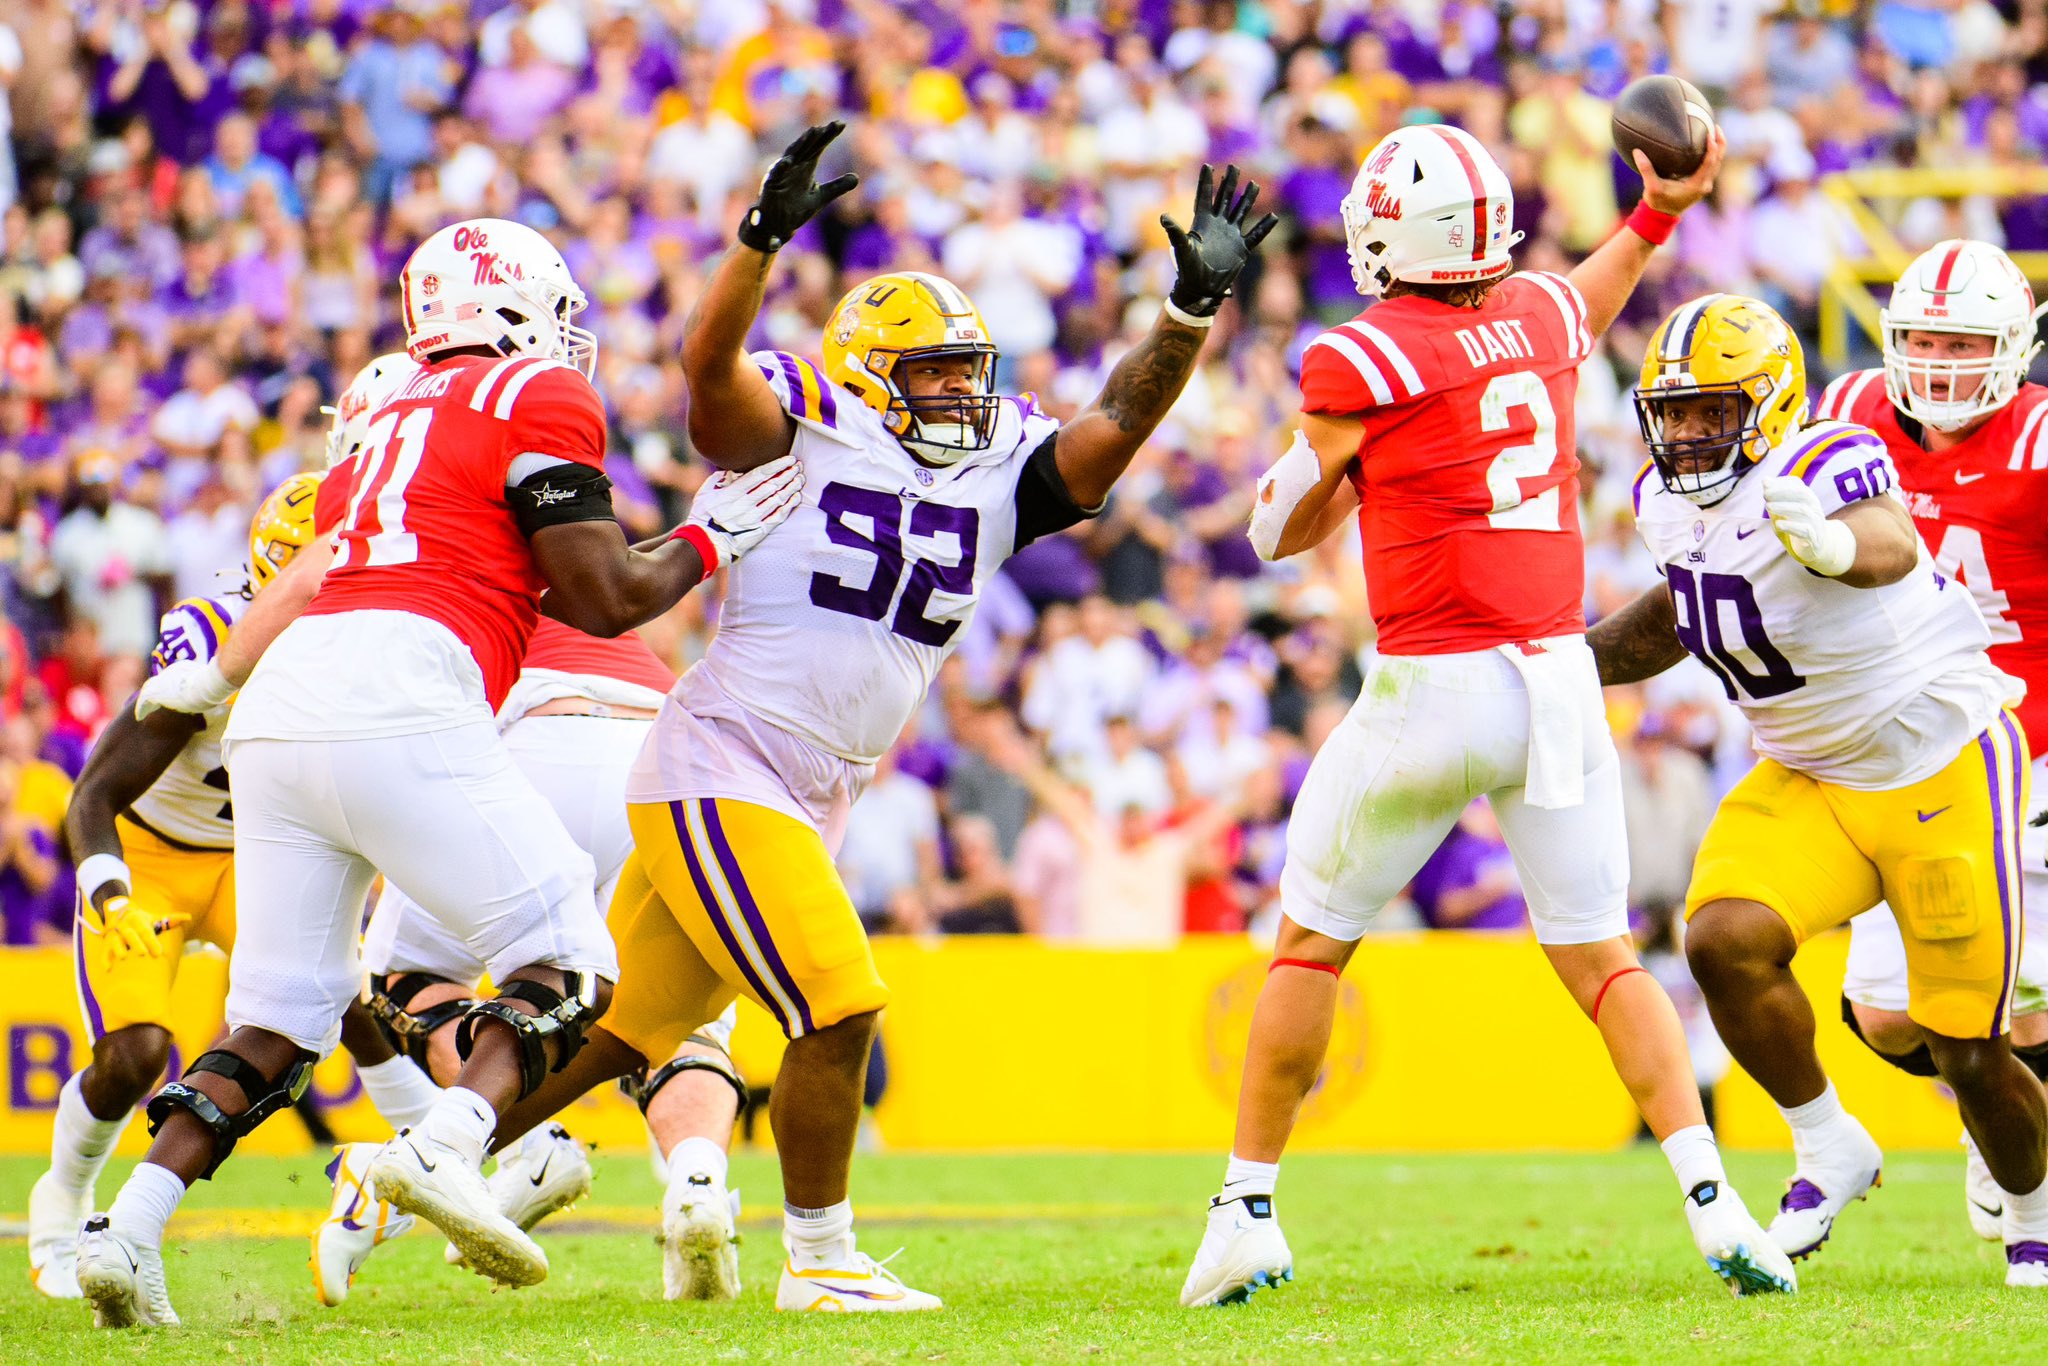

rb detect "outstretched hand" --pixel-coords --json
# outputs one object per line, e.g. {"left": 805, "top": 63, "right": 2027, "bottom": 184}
{"left": 1635, "top": 125, "right": 1727, "bottom": 217}
{"left": 737, "top": 121, "right": 861, "bottom": 253}
{"left": 1161, "top": 163, "right": 1280, "bottom": 322}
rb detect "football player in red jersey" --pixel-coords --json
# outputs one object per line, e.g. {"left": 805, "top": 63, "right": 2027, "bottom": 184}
{"left": 77, "top": 219, "right": 803, "bottom": 1328}
{"left": 1814, "top": 238, "right": 2048, "bottom": 1251}
{"left": 1183, "top": 123, "right": 1800, "bottom": 1305}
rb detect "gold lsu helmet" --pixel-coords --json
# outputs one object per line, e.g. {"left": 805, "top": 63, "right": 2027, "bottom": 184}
{"left": 248, "top": 471, "right": 326, "bottom": 592}
{"left": 1635, "top": 293, "right": 1807, "bottom": 507}
{"left": 822, "top": 272, "right": 1000, "bottom": 465}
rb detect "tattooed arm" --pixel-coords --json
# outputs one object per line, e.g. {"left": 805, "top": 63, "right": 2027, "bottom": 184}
{"left": 1051, "top": 318, "right": 1208, "bottom": 509}
{"left": 1588, "top": 582, "right": 1690, "bottom": 685}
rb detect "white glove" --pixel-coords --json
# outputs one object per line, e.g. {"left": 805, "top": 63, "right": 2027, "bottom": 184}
{"left": 1248, "top": 429, "right": 1323, "bottom": 562}
{"left": 1762, "top": 475, "right": 1858, "bottom": 577}
{"left": 135, "top": 659, "right": 235, "bottom": 720}
{"left": 683, "top": 455, "right": 805, "bottom": 571}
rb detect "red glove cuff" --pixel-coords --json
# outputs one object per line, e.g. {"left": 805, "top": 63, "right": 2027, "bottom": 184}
{"left": 673, "top": 524, "right": 719, "bottom": 575}
{"left": 1625, "top": 201, "right": 1679, "bottom": 246}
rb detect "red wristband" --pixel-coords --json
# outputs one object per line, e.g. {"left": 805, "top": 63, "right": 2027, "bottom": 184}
{"left": 1625, "top": 201, "right": 1679, "bottom": 246}
{"left": 673, "top": 524, "right": 719, "bottom": 575}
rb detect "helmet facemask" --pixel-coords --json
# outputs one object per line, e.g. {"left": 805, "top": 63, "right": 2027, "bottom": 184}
{"left": 867, "top": 344, "right": 1001, "bottom": 466}
{"left": 1636, "top": 383, "right": 1766, "bottom": 507}
{"left": 1882, "top": 314, "right": 2043, "bottom": 433}
{"left": 498, "top": 274, "right": 597, "bottom": 378}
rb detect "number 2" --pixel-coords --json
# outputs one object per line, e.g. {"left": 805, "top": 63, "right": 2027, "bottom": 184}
{"left": 1479, "top": 371, "right": 1561, "bottom": 531}
{"left": 339, "top": 407, "right": 434, "bottom": 567}
{"left": 808, "top": 482, "right": 980, "bottom": 646}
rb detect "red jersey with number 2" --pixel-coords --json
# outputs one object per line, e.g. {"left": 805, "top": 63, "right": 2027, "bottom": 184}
{"left": 303, "top": 354, "right": 607, "bottom": 707}
{"left": 1298, "top": 271, "right": 1594, "bottom": 654}
{"left": 1816, "top": 370, "right": 2048, "bottom": 746}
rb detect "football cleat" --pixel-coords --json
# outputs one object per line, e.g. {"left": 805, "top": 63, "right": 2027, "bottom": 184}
{"left": 660, "top": 1168, "right": 742, "bottom": 1301}
{"left": 75, "top": 1215, "right": 178, "bottom": 1328}
{"left": 1685, "top": 1181, "right": 1796, "bottom": 1297}
{"left": 370, "top": 1131, "right": 547, "bottom": 1288}
{"left": 775, "top": 1249, "right": 942, "bottom": 1312}
{"left": 2007, "top": 1241, "right": 2048, "bottom": 1288}
{"left": 444, "top": 1123, "right": 592, "bottom": 1267}
{"left": 1180, "top": 1192, "right": 1294, "bottom": 1307}
{"left": 312, "top": 1142, "right": 416, "bottom": 1306}
{"left": 1768, "top": 1119, "right": 1883, "bottom": 1261}
{"left": 1965, "top": 1131, "right": 2004, "bottom": 1242}
{"left": 27, "top": 1170, "right": 88, "bottom": 1299}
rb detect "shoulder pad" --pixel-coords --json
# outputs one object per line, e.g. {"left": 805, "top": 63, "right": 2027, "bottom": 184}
{"left": 1775, "top": 421, "right": 1886, "bottom": 483}
{"left": 472, "top": 358, "right": 593, "bottom": 424}
{"left": 751, "top": 350, "right": 860, "bottom": 447}
{"left": 1813, "top": 368, "right": 1883, "bottom": 423}
{"left": 1302, "top": 319, "right": 1426, "bottom": 411}
{"left": 150, "top": 597, "right": 237, "bottom": 674}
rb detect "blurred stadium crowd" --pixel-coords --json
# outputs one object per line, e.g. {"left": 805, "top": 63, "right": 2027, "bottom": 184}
{"left": 0, "top": 0, "right": 2042, "bottom": 953}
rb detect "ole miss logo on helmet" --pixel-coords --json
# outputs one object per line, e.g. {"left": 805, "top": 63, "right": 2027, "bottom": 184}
{"left": 1361, "top": 179, "right": 1402, "bottom": 221}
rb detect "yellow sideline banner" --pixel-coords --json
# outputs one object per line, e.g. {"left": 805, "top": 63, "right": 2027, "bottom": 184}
{"left": 0, "top": 933, "right": 1962, "bottom": 1155}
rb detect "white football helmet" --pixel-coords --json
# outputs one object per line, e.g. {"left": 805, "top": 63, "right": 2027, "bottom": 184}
{"left": 398, "top": 218, "right": 596, "bottom": 377}
{"left": 323, "top": 352, "right": 420, "bottom": 469}
{"left": 1340, "top": 125, "right": 1522, "bottom": 299}
{"left": 1881, "top": 238, "right": 2045, "bottom": 432}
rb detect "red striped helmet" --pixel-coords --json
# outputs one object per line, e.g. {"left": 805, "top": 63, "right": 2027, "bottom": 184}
{"left": 1881, "top": 239, "right": 2044, "bottom": 432}
{"left": 1340, "top": 125, "right": 1521, "bottom": 299}
{"left": 399, "top": 218, "right": 595, "bottom": 378}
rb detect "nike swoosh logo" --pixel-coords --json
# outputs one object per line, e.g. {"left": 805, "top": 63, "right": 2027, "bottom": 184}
{"left": 1736, "top": 527, "right": 1760, "bottom": 539}
{"left": 1971, "top": 1196, "right": 2003, "bottom": 1216}
{"left": 1956, "top": 472, "right": 1986, "bottom": 485}
{"left": 1918, "top": 806, "right": 1952, "bottom": 822}
{"left": 529, "top": 1153, "right": 552, "bottom": 1188}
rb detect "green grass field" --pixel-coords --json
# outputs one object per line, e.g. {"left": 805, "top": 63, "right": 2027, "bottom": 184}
{"left": 0, "top": 1147, "right": 2034, "bottom": 1363}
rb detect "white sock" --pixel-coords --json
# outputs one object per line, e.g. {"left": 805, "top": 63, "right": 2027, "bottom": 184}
{"left": 1660, "top": 1124, "right": 1728, "bottom": 1198}
{"left": 107, "top": 1161, "right": 186, "bottom": 1248}
{"left": 783, "top": 1198, "right": 854, "bottom": 1269}
{"left": 418, "top": 1086, "right": 497, "bottom": 1168}
{"left": 356, "top": 1056, "right": 441, "bottom": 1132}
{"left": 1777, "top": 1081, "right": 1855, "bottom": 1160}
{"left": 666, "top": 1135, "right": 729, "bottom": 1185}
{"left": 50, "top": 1073, "right": 129, "bottom": 1198}
{"left": 1220, "top": 1154, "right": 1279, "bottom": 1200}
{"left": 2004, "top": 1175, "right": 2048, "bottom": 1243}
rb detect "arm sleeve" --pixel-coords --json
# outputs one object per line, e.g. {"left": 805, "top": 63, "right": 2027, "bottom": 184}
{"left": 1012, "top": 430, "right": 1103, "bottom": 550}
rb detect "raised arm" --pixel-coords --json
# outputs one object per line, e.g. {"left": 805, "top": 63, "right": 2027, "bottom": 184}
{"left": 681, "top": 122, "right": 858, "bottom": 471}
{"left": 1568, "top": 128, "right": 1726, "bottom": 339}
{"left": 1053, "top": 165, "right": 1277, "bottom": 510}
{"left": 1588, "top": 581, "right": 1689, "bottom": 686}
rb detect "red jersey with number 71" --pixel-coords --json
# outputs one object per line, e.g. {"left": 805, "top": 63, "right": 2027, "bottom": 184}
{"left": 303, "top": 353, "right": 607, "bottom": 706}
{"left": 1298, "top": 271, "right": 1594, "bottom": 654}
{"left": 1815, "top": 369, "right": 2048, "bottom": 747}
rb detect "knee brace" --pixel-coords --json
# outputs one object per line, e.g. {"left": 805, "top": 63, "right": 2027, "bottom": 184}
{"left": 621, "top": 1033, "right": 748, "bottom": 1114}
{"left": 454, "top": 973, "right": 599, "bottom": 1099}
{"left": 1839, "top": 995, "right": 1939, "bottom": 1078}
{"left": 144, "top": 1048, "right": 316, "bottom": 1180}
{"left": 366, "top": 972, "right": 478, "bottom": 1070}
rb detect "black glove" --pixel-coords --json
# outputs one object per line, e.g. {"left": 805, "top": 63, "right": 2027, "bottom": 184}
{"left": 737, "top": 121, "right": 861, "bottom": 253}
{"left": 1161, "top": 164, "right": 1279, "bottom": 321}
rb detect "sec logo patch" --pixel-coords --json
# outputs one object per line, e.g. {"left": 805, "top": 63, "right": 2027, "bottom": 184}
{"left": 420, "top": 273, "right": 441, "bottom": 297}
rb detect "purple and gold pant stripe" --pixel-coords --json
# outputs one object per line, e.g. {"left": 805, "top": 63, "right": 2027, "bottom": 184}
{"left": 72, "top": 899, "right": 107, "bottom": 1044}
{"left": 670, "top": 798, "right": 816, "bottom": 1037}
{"left": 1979, "top": 712, "right": 2028, "bottom": 1037}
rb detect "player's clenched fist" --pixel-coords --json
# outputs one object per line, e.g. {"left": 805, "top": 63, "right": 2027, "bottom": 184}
{"left": 1160, "top": 163, "right": 1280, "bottom": 326}
{"left": 738, "top": 121, "right": 861, "bottom": 254}
{"left": 680, "top": 455, "right": 805, "bottom": 572}
{"left": 1763, "top": 475, "right": 1858, "bottom": 577}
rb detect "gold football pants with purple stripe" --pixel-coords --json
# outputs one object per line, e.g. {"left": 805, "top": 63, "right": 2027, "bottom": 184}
{"left": 602, "top": 797, "right": 888, "bottom": 1061}
{"left": 1687, "top": 711, "right": 2029, "bottom": 1040}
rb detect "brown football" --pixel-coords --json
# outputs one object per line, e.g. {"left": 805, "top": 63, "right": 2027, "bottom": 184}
{"left": 1611, "top": 75, "right": 1714, "bottom": 179}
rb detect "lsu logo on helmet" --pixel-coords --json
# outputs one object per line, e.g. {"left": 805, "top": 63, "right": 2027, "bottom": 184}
{"left": 249, "top": 471, "right": 327, "bottom": 592}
